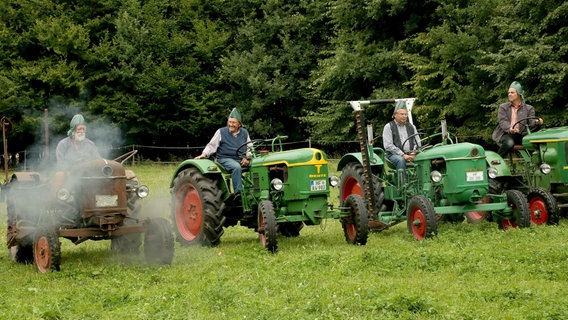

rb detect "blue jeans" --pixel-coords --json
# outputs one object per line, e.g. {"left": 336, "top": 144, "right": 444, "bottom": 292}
{"left": 216, "top": 157, "right": 244, "bottom": 194}
{"left": 387, "top": 153, "right": 407, "bottom": 171}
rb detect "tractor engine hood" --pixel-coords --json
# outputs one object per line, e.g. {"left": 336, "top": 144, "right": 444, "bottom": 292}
{"left": 255, "top": 148, "right": 328, "bottom": 167}
{"left": 415, "top": 143, "right": 486, "bottom": 161}
{"left": 522, "top": 126, "right": 568, "bottom": 150}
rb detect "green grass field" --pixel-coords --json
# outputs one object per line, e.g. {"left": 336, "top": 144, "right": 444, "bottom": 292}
{"left": 1, "top": 164, "right": 567, "bottom": 319}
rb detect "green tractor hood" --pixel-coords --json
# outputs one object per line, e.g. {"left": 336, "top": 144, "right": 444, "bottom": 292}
{"left": 254, "top": 148, "right": 328, "bottom": 167}
{"left": 415, "top": 142, "right": 485, "bottom": 161}
{"left": 523, "top": 126, "right": 568, "bottom": 150}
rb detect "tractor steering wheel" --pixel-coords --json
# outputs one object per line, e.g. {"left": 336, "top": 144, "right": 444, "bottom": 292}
{"left": 511, "top": 116, "right": 543, "bottom": 134}
{"left": 401, "top": 132, "right": 431, "bottom": 154}
{"left": 236, "top": 139, "right": 268, "bottom": 159}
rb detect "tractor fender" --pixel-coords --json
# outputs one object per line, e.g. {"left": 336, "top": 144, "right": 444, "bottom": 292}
{"left": 10, "top": 171, "right": 42, "bottom": 184}
{"left": 169, "top": 159, "right": 224, "bottom": 188}
{"left": 337, "top": 152, "right": 384, "bottom": 171}
{"left": 485, "top": 150, "right": 511, "bottom": 177}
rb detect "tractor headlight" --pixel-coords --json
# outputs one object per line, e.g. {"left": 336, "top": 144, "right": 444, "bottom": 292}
{"left": 430, "top": 170, "right": 442, "bottom": 183}
{"left": 271, "top": 178, "right": 284, "bottom": 191}
{"left": 102, "top": 165, "right": 113, "bottom": 176}
{"left": 487, "top": 167, "right": 498, "bottom": 179}
{"left": 328, "top": 175, "right": 339, "bottom": 187}
{"left": 56, "top": 188, "right": 71, "bottom": 201}
{"left": 136, "top": 185, "right": 150, "bottom": 198}
{"left": 540, "top": 163, "right": 551, "bottom": 174}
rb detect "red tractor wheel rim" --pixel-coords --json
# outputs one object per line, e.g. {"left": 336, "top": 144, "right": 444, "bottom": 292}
{"left": 466, "top": 196, "right": 488, "bottom": 221}
{"left": 175, "top": 183, "right": 203, "bottom": 241}
{"left": 529, "top": 197, "right": 548, "bottom": 225}
{"left": 342, "top": 177, "right": 363, "bottom": 201}
{"left": 500, "top": 219, "right": 517, "bottom": 230}
{"left": 345, "top": 223, "right": 356, "bottom": 241}
{"left": 258, "top": 212, "right": 266, "bottom": 247}
{"left": 410, "top": 207, "right": 426, "bottom": 240}
{"left": 467, "top": 211, "right": 486, "bottom": 220}
{"left": 34, "top": 236, "right": 51, "bottom": 273}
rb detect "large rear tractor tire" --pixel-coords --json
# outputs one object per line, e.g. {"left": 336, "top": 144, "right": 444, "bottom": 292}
{"left": 171, "top": 168, "right": 226, "bottom": 246}
{"left": 144, "top": 217, "right": 175, "bottom": 265}
{"left": 339, "top": 162, "right": 385, "bottom": 229}
{"left": 258, "top": 200, "right": 278, "bottom": 253}
{"left": 341, "top": 194, "right": 368, "bottom": 245}
{"left": 527, "top": 188, "right": 559, "bottom": 225}
{"left": 33, "top": 227, "right": 61, "bottom": 273}
{"left": 497, "top": 190, "right": 531, "bottom": 230}
{"left": 407, "top": 195, "right": 438, "bottom": 240}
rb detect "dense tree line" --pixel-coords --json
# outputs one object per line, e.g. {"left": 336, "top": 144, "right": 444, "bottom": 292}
{"left": 0, "top": 0, "right": 566, "bottom": 158}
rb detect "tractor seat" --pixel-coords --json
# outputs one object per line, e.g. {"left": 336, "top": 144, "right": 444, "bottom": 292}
{"left": 385, "top": 157, "right": 416, "bottom": 170}
{"left": 513, "top": 145, "right": 524, "bottom": 151}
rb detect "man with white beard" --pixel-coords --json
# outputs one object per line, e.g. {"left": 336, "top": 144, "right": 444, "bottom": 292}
{"left": 56, "top": 114, "right": 101, "bottom": 169}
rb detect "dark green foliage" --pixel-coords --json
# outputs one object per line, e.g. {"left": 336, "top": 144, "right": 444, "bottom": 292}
{"left": 0, "top": 0, "right": 566, "bottom": 157}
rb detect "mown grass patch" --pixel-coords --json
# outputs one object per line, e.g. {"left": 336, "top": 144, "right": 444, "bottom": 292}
{"left": 0, "top": 164, "right": 567, "bottom": 319}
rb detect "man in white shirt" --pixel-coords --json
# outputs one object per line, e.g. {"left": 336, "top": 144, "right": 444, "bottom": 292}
{"left": 382, "top": 101, "right": 421, "bottom": 171}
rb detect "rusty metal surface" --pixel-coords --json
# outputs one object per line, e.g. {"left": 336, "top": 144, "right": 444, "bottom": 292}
{"left": 58, "top": 223, "right": 148, "bottom": 238}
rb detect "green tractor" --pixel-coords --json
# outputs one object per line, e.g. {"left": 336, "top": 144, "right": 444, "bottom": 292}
{"left": 169, "top": 136, "right": 368, "bottom": 253}
{"left": 338, "top": 99, "right": 531, "bottom": 240}
{"left": 483, "top": 118, "right": 562, "bottom": 225}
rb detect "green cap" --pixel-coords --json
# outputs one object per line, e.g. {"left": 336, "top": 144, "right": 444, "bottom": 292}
{"left": 68, "top": 114, "right": 86, "bottom": 136}
{"left": 229, "top": 108, "right": 242, "bottom": 124}
{"left": 509, "top": 81, "right": 525, "bottom": 103}
{"left": 393, "top": 100, "right": 407, "bottom": 114}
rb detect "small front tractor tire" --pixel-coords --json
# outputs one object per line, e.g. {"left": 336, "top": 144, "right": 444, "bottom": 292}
{"left": 111, "top": 195, "right": 143, "bottom": 255}
{"left": 407, "top": 195, "right": 438, "bottom": 240}
{"left": 9, "top": 244, "right": 33, "bottom": 264}
{"left": 171, "top": 168, "right": 226, "bottom": 247}
{"left": 258, "top": 200, "right": 278, "bottom": 253}
{"left": 527, "top": 188, "right": 559, "bottom": 225}
{"left": 497, "top": 190, "right": 531, "bottom": 230}
{"left": 144, "top": 217, "right": 175, "bottom": 265}
{"left": 6, "top": 196, "right": 34, "bottom": 264}
{"left": 278, "top": 222, "right": 304, "bottom": 237}
{"left": 341, "top": 194, "right": 368, "bottom": 245}
{"left": 33, "top": 227, "right": 61, "bottom": 273}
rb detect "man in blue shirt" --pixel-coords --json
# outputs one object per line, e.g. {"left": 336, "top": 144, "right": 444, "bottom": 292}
{"left": 196, "top": 108, "right": 251, "bottom": 197}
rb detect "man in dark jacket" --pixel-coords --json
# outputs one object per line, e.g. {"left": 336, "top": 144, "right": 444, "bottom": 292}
{"left": 492, "top": 81, "right": 543, "bottom": 157}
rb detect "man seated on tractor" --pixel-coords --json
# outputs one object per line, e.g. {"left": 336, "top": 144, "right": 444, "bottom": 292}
{"left": 382, "top": 100, "right": 421, "bottom": 172}
{"left": 195, "top": 108, "right": 251, "bottom": 200}
{"left": 492, "top": 81, "right": 543, "bottom": 157}
{"left": 53, "top": 114, "right": 102, "bottom": 192}
{"left": 56, "top": 114, "right": 101, "bottom": 168}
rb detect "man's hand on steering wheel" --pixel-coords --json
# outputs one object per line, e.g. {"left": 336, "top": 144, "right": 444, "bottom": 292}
{"left": 402, "top": 152, "right": 416, "bottom": 162}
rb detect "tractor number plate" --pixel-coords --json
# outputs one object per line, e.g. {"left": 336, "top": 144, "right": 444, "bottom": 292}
{"left": 96, "top": 195, "right": 119, "bottom": 207}
{"left": 466, "top": 171, "right": 484, "bottom": 182}
{"left": 310, "top": 179, "right": 327, "bottom": 191}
